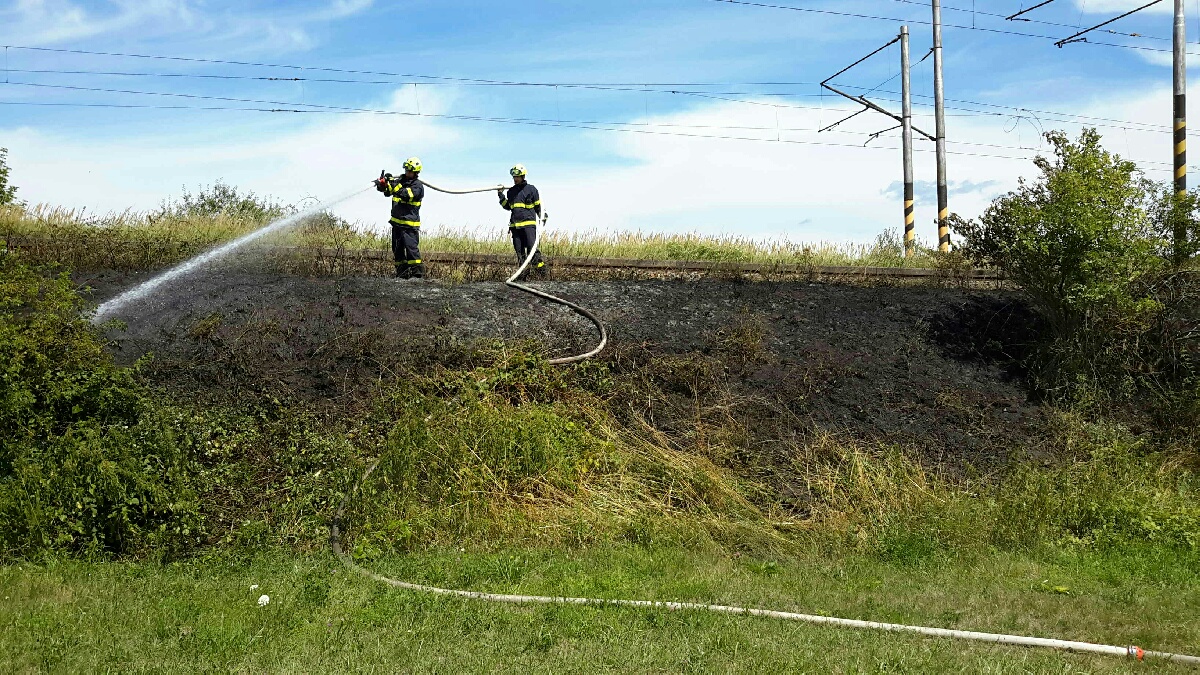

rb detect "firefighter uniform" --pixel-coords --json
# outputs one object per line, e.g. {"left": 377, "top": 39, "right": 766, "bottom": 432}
{"left": 499, "top": 181, "right": 545, "bottom": 274}
{"left": 380, "top": 174, "right": 425, "bottom": 278}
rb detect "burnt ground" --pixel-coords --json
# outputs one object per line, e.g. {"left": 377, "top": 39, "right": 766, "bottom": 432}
{"left": 78, "top": 267, "right": 1046, "bottom": 473}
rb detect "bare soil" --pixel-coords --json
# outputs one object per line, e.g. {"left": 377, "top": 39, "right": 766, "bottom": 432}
{"left": 78, "top": 268, "right": 1045, "bottom": 472}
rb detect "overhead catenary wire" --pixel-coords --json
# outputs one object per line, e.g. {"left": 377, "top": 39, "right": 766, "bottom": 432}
{"left": 12, "top": 66, "right": 1198, "bottom": 144}
{"left": 705, "top": 0, "right": 1200, "bottom": 55}
{"left": 5, "top": 45, "right": 1196, "bottom": 138}
{"left": 5, "top": 80, "right": 1194, "bottom": 171}
{"left": 1006, "top": 0, "right": 1060, "bottom": 22}
{"left": 1054, "top": 0, "right": 1166, "bottom": 47}
{"left": 900, "top": 0, "right": 1188, "bottom": 43}
{"left": 0, "top": 44, "right": 940, "bottom": 89}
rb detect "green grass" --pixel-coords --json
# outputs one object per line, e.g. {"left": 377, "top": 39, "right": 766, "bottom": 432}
{"left": 2, "top": 544, "right": 1197, "bottom": 672}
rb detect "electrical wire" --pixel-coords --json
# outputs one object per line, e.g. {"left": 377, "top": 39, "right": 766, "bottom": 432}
{"left": 2, "top": 46, "right": 1190, "bottom": 136}
{"left": 2, "top": 65, "right": 1187, "bottom": 139}
{"left": 0, "top": 82, "right": 1081, "bottom": 160}
{"left": 706, "top": 0, "right": 1200, "bottom": 55}
{"left": 6, "top": 79, "right": 1194, "bottom": 169}
{"left": 3, "top": 96, "right": 1192, "bottom": 174}
{"left": 890, "top": 0, "right": 1192, "bottom": 44}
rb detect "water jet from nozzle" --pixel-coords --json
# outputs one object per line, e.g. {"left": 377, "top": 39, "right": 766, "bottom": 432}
{"left": 92, "top": 186, "right": 370, "bottom": 324}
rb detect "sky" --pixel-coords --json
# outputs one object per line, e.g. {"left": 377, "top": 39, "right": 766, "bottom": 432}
{"left": 1, "top": 0, "right": 1198, "bottom": 245}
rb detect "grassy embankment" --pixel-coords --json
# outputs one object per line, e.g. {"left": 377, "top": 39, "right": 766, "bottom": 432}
{"left": 1, "top": 189, "right": 1198, "bottom": 670}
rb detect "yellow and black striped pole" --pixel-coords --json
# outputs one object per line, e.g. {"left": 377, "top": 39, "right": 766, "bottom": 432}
{"left": 1174, "top": 0, "right": 1186, "bottom": 198}
{"left": 1174, "top": 0, "right": 1188, "bottom": 261}
{"left": 1176, "top": 110, "right": 1186, "bottom": 197}
{"left": 900, "top": 26, "right": 916, "bottom": 257}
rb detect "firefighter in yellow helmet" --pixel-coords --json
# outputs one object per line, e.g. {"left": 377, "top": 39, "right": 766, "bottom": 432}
{"left": 497, "top": 164, "right": 547, "bottom": 279}
{"left": 375, "top": 157, "right": 426, "bottom": 279}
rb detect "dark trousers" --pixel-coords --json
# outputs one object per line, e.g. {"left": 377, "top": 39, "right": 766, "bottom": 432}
{"left": 391, "top": 224, "right": 424, "bottom": 277}
{"left": 510, "top": 226, "right": 544, "bottom": 271}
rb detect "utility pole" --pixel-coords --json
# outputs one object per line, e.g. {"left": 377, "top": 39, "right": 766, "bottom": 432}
{"left": 932, "top": 0, "right": 950, "bottom": 252}
{"left": 1175, "top": 0, "right": 1188, "bottom": 261}
{"left": 901, "top": 26, "right": 915, "bottom": 257}
{"left": 819, "top": 34, "right": 934, "bottom": 255}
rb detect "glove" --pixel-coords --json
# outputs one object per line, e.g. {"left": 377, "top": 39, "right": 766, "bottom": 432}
{"left": 496, "top": 189, "right": 505, "bottom": 198}
{"left": 541, "top": 211, "right": 549, "bottom": 222}
{"left": 375, "top": 173, "right": 392, "bottom": 193}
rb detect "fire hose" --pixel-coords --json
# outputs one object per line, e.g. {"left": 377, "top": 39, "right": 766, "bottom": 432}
{"left": 417, "top": 177, "right": 608, "bottom": 363}
{"left": 332, "top": 181, "right": 1196, "bottom": 667}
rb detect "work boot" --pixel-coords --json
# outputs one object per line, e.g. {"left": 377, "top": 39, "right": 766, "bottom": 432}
{"left": 533, "top": 260, "right": 550, "bottom": 278}
{"left": 395, "top": 265, "right": 412, "bottom": 279}
{"left": 410, "top": 263, "right": 426, "bottom": 280}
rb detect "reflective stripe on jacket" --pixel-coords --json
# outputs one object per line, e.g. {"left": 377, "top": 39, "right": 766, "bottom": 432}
{"left": 500, "top": 182, "right": 541, "bottom": 228}
{"left": 385, "top": 176, "right": 424, "bottom": 227}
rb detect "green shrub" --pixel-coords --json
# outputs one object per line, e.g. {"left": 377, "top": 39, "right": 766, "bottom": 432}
{"left": 1149, "top": 184, "right": 1200, "bottom": 263}
{"left": 954, "top": 129, "right": 1163, "bottom": 339}
{"left": 0, "top": 254, "right": 202, "bottom": 558}
{"left": 990, "top": 425, "right": 1199, "bottom": 551}
{"left": 951, "top": 129, "right": 1198, "bottom": 401}
{"left": 157, "top": 181, "right": 288, "bottom": 223}
{"left": 0, "top": 147, "right": 17, "bottom": 206}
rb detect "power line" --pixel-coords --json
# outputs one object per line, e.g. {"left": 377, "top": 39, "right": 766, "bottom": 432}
{"left": 1055, "top": 0, "right": 1166, "bottom": 47}
{"left": 0, "top": 81, "right": 937, "bottom": 137}
{"left": 1006, "top": 1, "right": 1059, "bottom": 22}
{"left": 706, "top": 0, "right": 1200, "bottom": 55}
{"left": 6, "top": 63, "right": 1184, "bottom": 133}
{"left": 4, "top": 43, "right": 1190, "bottom": 133}
{"left": 2, "top": 82, "right": 1188, "bottom": 171}
{"left": 0, "top": 44, "right": 842, "bottom": 88}
{"left": 6, "top": 45, "right": 1196, "bottom": 143}
{"left": 893, "top": 0, "right": 1185, "bottom": 43}
{"left": 0, "top": 83, "right": 1049, "bottom": 160}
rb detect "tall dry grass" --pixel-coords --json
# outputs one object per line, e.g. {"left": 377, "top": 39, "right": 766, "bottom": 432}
{"left": 2, "top": 202, "right": 944, "bottom": 272}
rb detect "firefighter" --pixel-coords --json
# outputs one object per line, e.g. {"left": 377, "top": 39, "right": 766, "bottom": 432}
{"left": 375, "top": 157, "right": 426, "bottom": 279}
{"left": 497, "top": 164, "right": 547, "bottom": 278}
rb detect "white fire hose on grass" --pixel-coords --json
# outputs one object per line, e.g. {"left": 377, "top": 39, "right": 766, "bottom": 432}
{"left": 333, "top": 179, "right": 1196, "bottom": 667}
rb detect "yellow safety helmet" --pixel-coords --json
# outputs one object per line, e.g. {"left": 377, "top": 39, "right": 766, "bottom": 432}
{"left": 510, "top": 164, "right": 527, "bottom": 177}
{"left": 403, "top": 157, "right": 422, "bottom": 173}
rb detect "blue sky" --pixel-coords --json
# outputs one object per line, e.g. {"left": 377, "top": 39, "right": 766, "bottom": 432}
{"left": 0, "top": 0, "right": 1196, "bottom": 243}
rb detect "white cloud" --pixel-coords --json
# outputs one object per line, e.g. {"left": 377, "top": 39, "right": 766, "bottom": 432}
{"left": 2, "top": 82, "right": 1190, "bottom": 247}
{"left": 1072, "top": 0, "right": 1172, "bottom": 14}
{"left": 0, "top": 0, "right": 197, "bottom": 45}
{"left": 322, "top": 0, "right": 374, "bottom": 20}
{"left": 0, "top": 0, "right": 373, "bottom": 51}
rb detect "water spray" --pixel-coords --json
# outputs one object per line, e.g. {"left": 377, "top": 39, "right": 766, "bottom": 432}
{"left": 92, "top": 186, "right": 371, "bottom": 323}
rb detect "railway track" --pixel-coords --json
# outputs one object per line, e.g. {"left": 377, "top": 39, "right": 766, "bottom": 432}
{"left": 4, "top": 235, "right": 1003, "bottom": 280}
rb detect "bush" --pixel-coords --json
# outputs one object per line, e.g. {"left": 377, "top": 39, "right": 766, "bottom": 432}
{"left": 990, "top": 422, "right": 1199, "bottom": 550}
{"left": 952, "top": 129, "right": 1198, "bottom": 401}
{"left": 954, "top": 129, "right": 1163, "bottom": 337}
{"left": 157, "top": 181, "right": 289, "bottom": 223}
{"left": 0, "top": 148, "right": 17, "bottom": 206}
{"left": 0, "top": 254, "right": 202, "bottom": 558}
{"left": 1149, "top": 184, "right": 1200, "bottom": 263}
